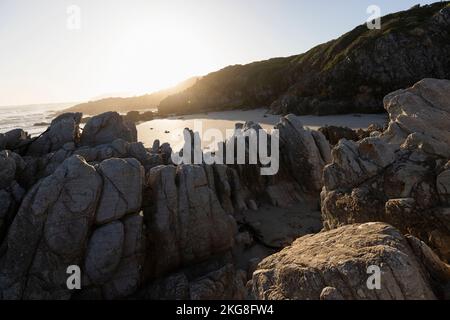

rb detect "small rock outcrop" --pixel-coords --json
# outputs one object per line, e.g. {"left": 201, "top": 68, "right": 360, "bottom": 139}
{"left": 27, "top": 113, "right": 82, "bottom": 156}
{"left": 80, "top": 112, "right": 137, "bottom": 147}
{"left": 0, "top": 129, "right": 31, "bottom": 153}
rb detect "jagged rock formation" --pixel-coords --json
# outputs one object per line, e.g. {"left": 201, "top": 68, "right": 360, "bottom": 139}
{"left": 321, "top": 78, "right": 450, "bottom": 262}
{"left": 143, "top": 164, "right": 237, "bottom": 278}
{"left": 0, "top": 104, "right": 332, "bottom": 300}
{"left": 250, "top": 223, "right": 445, "bottom": 300}
{"left": 159, "top": 2, "right": 450, "bottom": 116}
{"left": 221, "top": 117, "right": 331, "bottom": 209}
{"left": 0, "top": 155, "right": 147, "bottom": 300}
{"left": 1, "top": 79, "right": 449, "bottom": 300}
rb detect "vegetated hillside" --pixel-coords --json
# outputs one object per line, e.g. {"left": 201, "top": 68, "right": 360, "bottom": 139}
{"left": 65, "top": 77, "right": 200, "bottom": 115}
{"left": 158, "top": 2, "right": 450, "bottom": 116}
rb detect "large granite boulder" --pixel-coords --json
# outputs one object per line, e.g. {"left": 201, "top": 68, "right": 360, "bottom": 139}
{"left": 0, "top": 155, "right": 102, "bottom": 299}
{"left": 84, "top": 221, "right": 125, "bottom": 285}
{"left": 80, "top": 112, "right": 137, "bottom": 147}
{"left": 321, "top": 79, "right": 450, "bottom": 262}
{"left": 144, "top": 165, "right": 237, "bottom": 278}
{"left": 27, "top": 113, "right": 82, "bottom": 156}
{"left": 95, "top": 158, "right": 144, "bottom": 225}
{"left": 251, "top": 223, "right": 441, "bottom": 300}
{"left": 81, "top": 214, "right": 146, "bottom": 300}
{"left": 0, "top": 154, "right": 148, "bottom": 300}
{"left": 101, "top": 214, "right": 146, "bottom": 299}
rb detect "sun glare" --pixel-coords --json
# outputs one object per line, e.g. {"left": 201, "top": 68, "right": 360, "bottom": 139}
{"left": 106, "top": 19, "right": 215, "bottom": 95}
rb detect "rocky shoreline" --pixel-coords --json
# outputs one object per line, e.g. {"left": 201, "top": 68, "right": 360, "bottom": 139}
{"left": 0, "top": 78, "right": 449, "bottom": 300}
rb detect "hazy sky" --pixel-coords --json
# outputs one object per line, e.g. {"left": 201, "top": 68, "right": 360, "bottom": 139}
{"left": 0, "top": 0, "right": 439, "bottom": 106}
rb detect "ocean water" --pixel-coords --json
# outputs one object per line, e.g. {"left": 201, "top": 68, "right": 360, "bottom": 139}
{"left": 0, "top": 103, "right": 75, "bottom": 137}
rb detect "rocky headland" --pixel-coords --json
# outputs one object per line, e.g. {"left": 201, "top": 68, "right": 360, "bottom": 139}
{"left": 0, "top": 78, "right": 449, "bottom": 300}
{"left": 158, "top": 2, "right": 450, "bottom": 116}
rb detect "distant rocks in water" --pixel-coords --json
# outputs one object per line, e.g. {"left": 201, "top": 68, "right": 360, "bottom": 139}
{"left": 0, "top": 78, "right": 449, "bottom": 300}
{"left": 33, "top": 122, "right": 50, "bottom": 127}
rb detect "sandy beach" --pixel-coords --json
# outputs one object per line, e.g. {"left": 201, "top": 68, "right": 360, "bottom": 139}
{"left": 137, "top": 108, "right": 388, "bottom": 149}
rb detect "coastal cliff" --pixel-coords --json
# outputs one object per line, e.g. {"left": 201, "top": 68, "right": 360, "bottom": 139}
{"left": 158, "top": 2, "right": 450, "bottom": 116}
